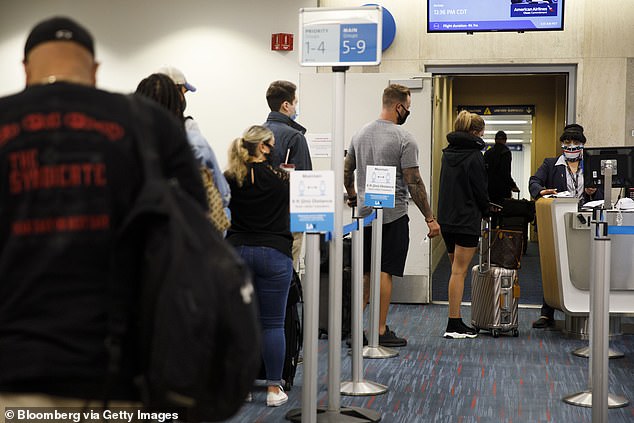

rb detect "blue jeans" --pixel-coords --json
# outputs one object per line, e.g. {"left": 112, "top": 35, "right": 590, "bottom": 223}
{"left": 235, "top": 245, "right": 292, "bottom": 386}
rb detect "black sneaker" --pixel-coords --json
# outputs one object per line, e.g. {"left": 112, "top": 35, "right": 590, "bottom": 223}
{"left": 444, "top": 320, "right": 478, "bottom": 339}
{"left": 378, "top": 326, "right": 407, "bottom": 347}
{"left": 532, "top": 316, "right": 554, "bottom": 329}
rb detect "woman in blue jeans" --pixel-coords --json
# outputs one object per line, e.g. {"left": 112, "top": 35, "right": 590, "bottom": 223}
{"left": 224, "top": 125, "right": 293, "bottom": 407}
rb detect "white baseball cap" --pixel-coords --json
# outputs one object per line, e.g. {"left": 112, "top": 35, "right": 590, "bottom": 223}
{"left": 156, "top": 65, "right": 196, "bottom": 92}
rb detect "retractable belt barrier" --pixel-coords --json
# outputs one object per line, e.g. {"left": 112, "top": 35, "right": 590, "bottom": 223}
{"left": 287, "top": 209, "right": 386, "bottom": 423}
{"left": 323, "top": 211, "right": 377, "bottom": 241}
{"left": 563, "top": 208, "right": 631, "bottom": 419}
{"left": 327, "top": 209, "right": 397, "bottom": 361}
{"left": 341, "top": 208, "right": 388, "bottom": 397}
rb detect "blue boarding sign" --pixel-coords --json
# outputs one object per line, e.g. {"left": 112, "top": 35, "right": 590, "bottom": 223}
{"left": 364, "top": 165, "right": 396, "bottom": 208}
{"left": 299, "top": 6, "right": 382, "bottom": 67}
{"left": 339, "top": 23, "right": 378, "bottom": 63}
{"left": 290, "top": 171, "right": 335, "bottom": 233}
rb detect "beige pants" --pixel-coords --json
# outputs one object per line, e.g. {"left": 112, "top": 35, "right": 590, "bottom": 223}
{"left": 0, "top": 393, "right": 142, "bottom": 423}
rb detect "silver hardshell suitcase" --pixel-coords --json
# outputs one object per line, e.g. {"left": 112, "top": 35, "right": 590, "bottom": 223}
{"left": 471, "top": 218, "right": 520, "bottom": 338}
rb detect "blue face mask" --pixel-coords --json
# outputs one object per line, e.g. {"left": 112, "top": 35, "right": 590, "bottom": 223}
{"left": 289, "top": 101, "right": 299, "bottom": 121}
{"left": 562, "top": 143, "right": 583, "bottom": 162}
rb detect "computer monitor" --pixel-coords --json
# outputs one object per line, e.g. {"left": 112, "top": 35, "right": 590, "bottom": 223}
{"left": 583, "top": 146, "right": 634, "bottom": 190}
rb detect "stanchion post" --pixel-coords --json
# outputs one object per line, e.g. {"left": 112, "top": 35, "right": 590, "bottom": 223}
{"left": 562, "top": 208, "right": 629, "bottom": 410}
{"left": 326, "top": 66, "right": 347, "bottom": 412}
{"left": 591, "top": 220, "right": 610, "bottom": 422}
{"left": 363, "top": 207, "right": 398, "bottom": 359}
{"left": 351, "top": 215, "right": 363, "bottom": 380}
{"left": 302, "top": 233, "right": 320, "bottom": 423}
{"left": 341, "top": 210, "right": 388, "bottom": 396}
{"left": 368, "top": 208, "right": 381, "bottom": 348}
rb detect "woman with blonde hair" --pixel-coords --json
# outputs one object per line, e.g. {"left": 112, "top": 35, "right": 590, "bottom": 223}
{"left": 438, "top": 110, "right": 489, "bottom": 339}
{"left": 224, "top": 125, "right": 292, "bottom": 407}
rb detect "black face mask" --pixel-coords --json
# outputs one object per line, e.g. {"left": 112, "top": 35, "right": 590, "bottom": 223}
{"left": 263, "top": 142, "right": 275, "bottom": 160}
{"left": 396, "top": 104, "right": 410, "bottom": 125}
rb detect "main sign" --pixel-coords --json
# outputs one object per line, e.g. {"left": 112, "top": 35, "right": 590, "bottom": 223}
{"left": 299, "top": 6, "right": 382, "bottom": 67}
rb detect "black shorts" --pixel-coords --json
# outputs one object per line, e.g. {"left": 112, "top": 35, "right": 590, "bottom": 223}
{"left": 363, "top": 215, "right": 409, "bottom": 277}
{"left": 441, "top": 231, "right": 479, "bottom": 254}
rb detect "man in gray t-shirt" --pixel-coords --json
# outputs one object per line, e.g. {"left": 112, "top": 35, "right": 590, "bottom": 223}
{"left": 344, "top": 84, "right": 440, "bottom": 347}
{"left": 349, "top": 119, "right": 418, "bottom": 224}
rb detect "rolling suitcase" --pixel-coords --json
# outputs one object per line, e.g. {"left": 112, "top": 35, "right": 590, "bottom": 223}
{"left": 471, "top": 218, "right": 520, "bottom": 338}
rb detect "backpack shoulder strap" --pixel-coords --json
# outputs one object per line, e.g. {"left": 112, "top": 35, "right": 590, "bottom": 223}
{"left": 103, "top": 95, "right": 159, "bottom": 405}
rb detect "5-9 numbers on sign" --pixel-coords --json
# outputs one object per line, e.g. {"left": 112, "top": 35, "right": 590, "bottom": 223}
{"left": 342, "top": 39, "right": 366, "bottom": 54}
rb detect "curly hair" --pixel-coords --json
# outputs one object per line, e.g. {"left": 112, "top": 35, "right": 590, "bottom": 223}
{"left": 135, "top": 73, "right": 185, "bottom": 124}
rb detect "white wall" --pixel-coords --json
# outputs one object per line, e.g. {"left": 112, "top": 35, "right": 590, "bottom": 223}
{"left": 0, "top": 0, "right": 316, "bottom": 168}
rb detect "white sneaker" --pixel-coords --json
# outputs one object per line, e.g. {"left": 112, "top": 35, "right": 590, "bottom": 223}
{"left": 266, "top": 386, "right": 288, "bottom": 407}
{"left": 245, "top": 392, "right": 253, "bottom": 403}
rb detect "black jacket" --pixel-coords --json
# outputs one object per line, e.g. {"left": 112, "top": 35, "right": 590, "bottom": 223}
{"left": 438, "top": 131, "right": 489, "bottom": 236}
{"left": 484, "top": 143, "right": 518, "bottom": 202}
{"left": 263, "top": 111, "right": 312, "bottom": 170}
{"left": 225, "top": 162, "right": 293, "bottom": 258}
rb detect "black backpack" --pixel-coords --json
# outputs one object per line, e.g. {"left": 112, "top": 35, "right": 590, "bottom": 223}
{"left": 283, "top": 271, "right": 303, "bottom": 391}
{"left": 108, "top": 96, "right": 261, "bottom": 422}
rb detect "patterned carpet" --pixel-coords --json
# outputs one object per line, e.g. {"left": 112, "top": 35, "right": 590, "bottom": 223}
{"left": 225, "top": 304, "right": 634, "bottom": 422}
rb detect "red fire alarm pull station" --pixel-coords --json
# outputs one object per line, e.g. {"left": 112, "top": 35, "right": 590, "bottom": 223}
{"left": 271, "top": 33, "right": 293, "bottom": 51}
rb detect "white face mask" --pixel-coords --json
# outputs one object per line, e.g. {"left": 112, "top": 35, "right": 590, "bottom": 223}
{"left": 562, "top": 143, "right": 583, "bottom": 162}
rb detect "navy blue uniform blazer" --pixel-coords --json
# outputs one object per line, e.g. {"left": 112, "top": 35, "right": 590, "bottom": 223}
{"left": 528, "top": 156, "right": 603, "bottom": 203}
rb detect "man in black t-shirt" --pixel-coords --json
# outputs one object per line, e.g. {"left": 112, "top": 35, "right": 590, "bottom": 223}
{"left": 0, "top": 17, "right": 206, "bottom": 407}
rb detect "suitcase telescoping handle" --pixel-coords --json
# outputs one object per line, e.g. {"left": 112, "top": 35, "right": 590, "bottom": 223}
{"left": 478, "top": 217, "right": 491, "bottom": 273}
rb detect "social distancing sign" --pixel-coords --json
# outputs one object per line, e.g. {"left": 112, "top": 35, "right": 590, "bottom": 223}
{"left": 290, "top": 171, "right": 335, "bottom": 233}
{"left": 364, "top": 165, "right": 396, "bottom": 208}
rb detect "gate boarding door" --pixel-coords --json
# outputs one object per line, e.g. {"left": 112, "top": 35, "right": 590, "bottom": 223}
{"left": 299, "top": 72, "right": 433, "bottom": 303}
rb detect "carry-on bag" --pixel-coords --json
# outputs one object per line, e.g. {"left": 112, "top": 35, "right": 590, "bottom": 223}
{"left": 486, "top": 228, "right": 524, "bottom": 269}
{"left": 471, "top": 218, "right": 520, "bottom": 338}
{"left": 499, "top": 195, "right": 535, "bottom": 255}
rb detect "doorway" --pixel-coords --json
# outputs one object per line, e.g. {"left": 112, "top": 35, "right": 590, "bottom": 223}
{"left": 483, "top": 114, "right": 533, "bottom": 201}
{"left": 426, "top": 66, "right": 572, "bottom": 305}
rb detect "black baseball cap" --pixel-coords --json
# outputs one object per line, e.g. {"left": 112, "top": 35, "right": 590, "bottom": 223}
{"left": 24, "top": 16, "right": 94, "bottom": 59}
{"left": 560, "top": 123, "right": 586, "bottom": 143}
